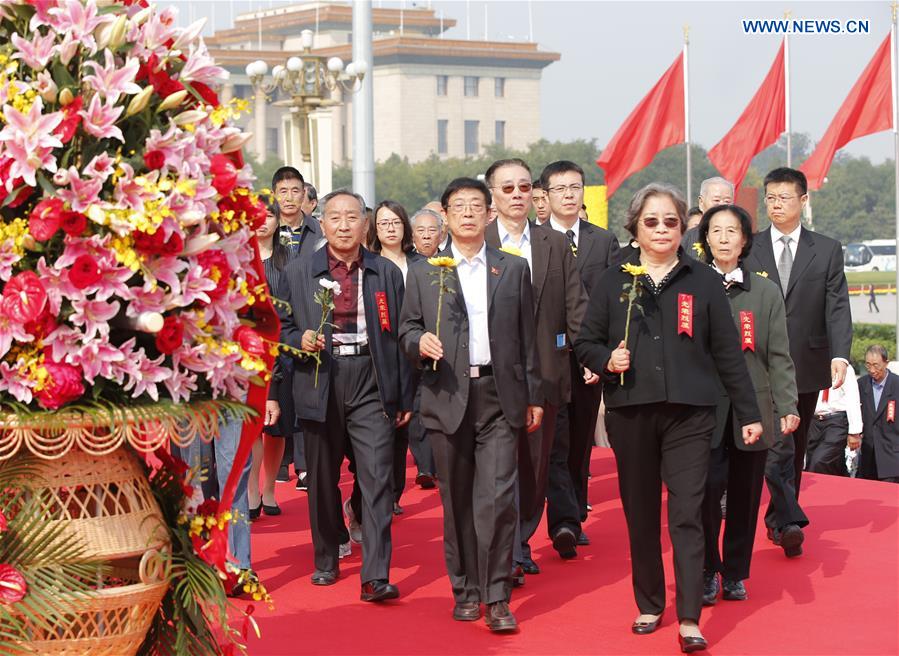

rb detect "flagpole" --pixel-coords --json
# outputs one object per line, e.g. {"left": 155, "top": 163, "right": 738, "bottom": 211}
{"left": 683, "top": 25, "right": 692, "bottom": 202}
{"left": 784, "top": 12, "right": 792, "bottom": 167}
{"left": 892, "top": 2, "right": 899, "bottom": 359}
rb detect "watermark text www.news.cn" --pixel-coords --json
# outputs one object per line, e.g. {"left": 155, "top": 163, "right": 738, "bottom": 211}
{"left": 742, "top": 19, "right": 869, "bottom": 35}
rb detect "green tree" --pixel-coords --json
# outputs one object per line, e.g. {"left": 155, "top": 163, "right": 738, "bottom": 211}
{"left": 246, "top": 152, "right": 285, "bottom": 193}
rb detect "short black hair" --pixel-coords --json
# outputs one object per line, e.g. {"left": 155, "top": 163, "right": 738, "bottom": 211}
{"left": 532, "top": 179, "right": 545, "bottom": 191}
{"left": 697, "top": 204, "right": 755, "bottom": 264}
{"left": 763, "top": 167, "right": 807, "bottom": 196}
{"left": 272, "top": 166, "right": 304, "bottom": 190}
{"left": 441, "top": 177, "right": 491, "bottom": 209}
{"left": 485, "top": 158, "right": 531, "bottom": 187}
{"left": 688, "top": 205, "right": 703, "bottom": 218}
{"left": 539, "top": 160, "right": 585, "bottom": 188}
{"left": 304, "top": 182, "right": 318, "bottom": 202}
{"left": 370, "top": 200, "right": 413, "bottom": 254}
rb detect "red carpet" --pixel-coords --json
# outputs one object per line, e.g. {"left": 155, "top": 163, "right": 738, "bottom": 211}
{"left": 243, "top": 448, "right": 898, "bottom": 655}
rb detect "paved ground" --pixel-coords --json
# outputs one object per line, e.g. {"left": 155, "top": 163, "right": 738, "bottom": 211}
{"left": 850, "top": 292, "right": 897, "bottom": 325}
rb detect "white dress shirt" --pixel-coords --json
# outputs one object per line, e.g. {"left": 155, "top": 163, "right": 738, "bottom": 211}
{"left": 497, "top": 220, "right": 533, "bottom": 278}
{"left": 814, "top": 364, "right": 863, "bottom": 434}
{"left": 451, "top": 242, "right": 491, "bottom": 366}
{"left": 549, "top": 216, "right": 580, "bottom": 245}
{"left": 770, "top": 223, "right": 801, "bottom": 263}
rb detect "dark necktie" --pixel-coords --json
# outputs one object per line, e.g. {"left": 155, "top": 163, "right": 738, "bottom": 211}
{"left": 566, "top": 229, "right": 577, "bottom": 257}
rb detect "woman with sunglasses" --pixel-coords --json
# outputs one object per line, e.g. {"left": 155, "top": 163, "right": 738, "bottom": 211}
{"left": 574, "top": 183, "right": 762, "bottom": 653}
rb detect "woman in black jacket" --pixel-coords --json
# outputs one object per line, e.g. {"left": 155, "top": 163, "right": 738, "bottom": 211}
{"left": 574, "top": 184, "right": 762, "bottom": 653}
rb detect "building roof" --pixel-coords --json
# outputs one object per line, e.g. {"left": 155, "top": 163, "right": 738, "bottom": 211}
{"left": 211, "top": 36, "right": 560, "bottom": 73}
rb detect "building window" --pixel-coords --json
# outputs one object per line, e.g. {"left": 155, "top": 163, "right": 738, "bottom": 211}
{"left": 464, "top": 76, "right": 479, "bottom": 97}
{"left": 266, "top": 127, "right": 279, "bottom": 155}
{"left": 494, "top": 121, "right": 505, "bottom": 147}
{"left": 436, "top": 75, "right": 448, "bottom": 96}
{"left": 464, "top": 120, "right": 479, "bottom": 156}
{"left": 234, "top": 84, "right": 252, "bottom": 99}
{"left": 495, "top": 77, "right": 505, "bottom": 98}
{"left": 437, "top": 120, "right": 448, "bottom": 155}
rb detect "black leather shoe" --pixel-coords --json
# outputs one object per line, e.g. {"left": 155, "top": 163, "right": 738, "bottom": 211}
{"left": 360, "top": 579, "right": 399, "bottom": 602}
{"left": 452, "top": 601, "right": 481, "bottom": 621}
{"left": 577, "top": 531, "right": 590, "bottom": 546}
{"left": 766, "top": 526, "right": 776, "bottom": 543}
{"left": 702, "top": 571, "right": 719, "bottom": 606}
{"left": 678, "top": 633, "right": 708, "bottom": 653}
{"left": 393, "top": 502, "right": 404, "bottom": 516}
{"left": 521, "top": 557, "right": 540, "bottom": 575}
{"left": 262, "top": 502, "right": 281, "bottom": 516}
{"left": 485, "top": 601, "right": 518, "bottom": 633}
{"left": 511, "top": 564, "right": 525, "bottom": 587}
{"left": 552, "top": 527, "right": 577, "bottom": 559}
{"left": 248, "top": 503, "right": 262, "bottom": 521}
{"left": 779, "top": 524, "right": 804, "bottom": 557}
{"left": 722, "top": 579, "right": 747, "bottom": 601}
{"left": 311, "top": 569, "right": 339, "bottom": 586}
{"left": 631, "top": 612, "right": 664, "bottom": 635}
{"left": 415, "top": 472, "right": 436, "bottom": 489}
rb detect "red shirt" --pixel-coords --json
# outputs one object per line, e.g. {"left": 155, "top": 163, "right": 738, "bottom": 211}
{"left": 327, "top": 248, "right": 364, "bottom": 336}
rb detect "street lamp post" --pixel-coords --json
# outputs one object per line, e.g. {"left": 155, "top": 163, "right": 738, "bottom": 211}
{"left": 245, "top": 29, "right": 367, "bottom": 193}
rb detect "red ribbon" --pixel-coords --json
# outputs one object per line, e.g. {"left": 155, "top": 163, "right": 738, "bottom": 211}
{"left": 739, "top": 310, "right": 755, "bottom": 352}
{"left": 677, "top": 293, "right": 693, "bottom": 338}
{"left": 375, "top": 291, "right": 390, "bottom": 331}
{"left": 888, "top": 400, "right": 896, "bottom": 423}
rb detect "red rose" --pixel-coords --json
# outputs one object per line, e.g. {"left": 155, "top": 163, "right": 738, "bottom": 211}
{"left": 28, "top": 197, "right": 65, "bottom": 241}
{"left": 196, "top": 498, "right": 220, "bottom": 517}
{"left": 191, "top": 81, "right": 219, "bottom": 107}
{"left": 133, "top": 229, "right": 166, "bottom": 255}
{"left": 69, "top": 254, "right": 102, "bottom": 289}
{"left": 1, "top": 271, "right": 48, "bottom": 323}
{"left": 160, "top": 231, "right": 183, "bottom": 256}
{"left": 197, "top": 250, "right": 232, "bottom": 299}
{"left": 35, "top": 361, "right": 84, "bottom": 410}
{"left": 0, "top": 158, "right": 32, "bottom": 209}
{"left": 60, "top": 210, "right": 87, "bottom": 236}
{"left": 144, "top": 150, "right": 165, "bottom": 171}
{"left": 155, "top": 315, "right": 184, "bottom": 355}
{"left": 23, "top": 303, "right": 56, "bottom": 340}
{"left": 234, "top": 325, "right": 265, "bottom": 356}
{"left": 209, "top": 154, "right": 238, "bottom": 197}
{"left": 55, "top": 96, "right": 83, "bottom": 144}
{"left": 0, "top": 564, "right": 27, "bottom": 604}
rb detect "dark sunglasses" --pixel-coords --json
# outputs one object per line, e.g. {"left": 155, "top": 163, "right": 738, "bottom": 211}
{"left": 641, "top": 217, "right": 680, "bottom": 229}
{"left": 496, "top": 182, "right": 532, "bottom": 194}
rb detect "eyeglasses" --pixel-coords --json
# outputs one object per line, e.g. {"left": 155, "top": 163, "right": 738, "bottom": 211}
{"left": 376, "top": 220, "right": 403, "bottom": 229}
{"left": 414, "top": 227, "right": 439, "bottom": 236}
{"left": 764, "top": 194, "right": 800, "bottom": 205}
{"left": 864, "top": 361, "right": 886, "bottom": 370}
{"left": 448, "top": 200, "right": 487, "bottom": 213}
{"left": 548, "top": 183, "right": 584, "bottom": 195}
{"left": 640, "top": 217, "right": 681, "bottom": 229}
{"left": 493, "top": 182, "right": 532, "bottom": 195}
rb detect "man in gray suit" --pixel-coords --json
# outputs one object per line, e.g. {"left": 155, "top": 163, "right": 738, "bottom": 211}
{"left": 399, "top": 177, "right": 543, "bottom": 633}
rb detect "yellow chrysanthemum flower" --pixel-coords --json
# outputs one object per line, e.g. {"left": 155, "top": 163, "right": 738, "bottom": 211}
{"left": 691, "top": 242, "right": 705, "bottom": 257}
{"left": 621, "top": 263, "right": 648, "bottom": 277}
{"left": 428, "top": 256, "right": 458, "bottom": 268}
{"left": 500, "top": 246, "right": 522, "bottom": 257}
{"left": 755, "top": 271, "right": 769, "bottom": 278}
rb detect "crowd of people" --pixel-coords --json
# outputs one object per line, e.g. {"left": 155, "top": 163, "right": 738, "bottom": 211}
{"left": 194, "top": 160, "right": 897, "bottom": 653}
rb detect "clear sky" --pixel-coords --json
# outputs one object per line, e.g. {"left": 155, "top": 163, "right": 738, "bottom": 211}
{"left": 172, "top": 0, "right": 896, "bottom": 162}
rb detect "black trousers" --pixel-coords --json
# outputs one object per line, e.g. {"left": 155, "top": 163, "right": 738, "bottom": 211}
{"left": 569, "top": 368, "right": 602, "bottom": 522}
{"left": 702, "top": 430, "right": 768, "bottom": 582}
{"left": 858, "top": 444, "right": 899, "bottom": 483}
{"left": 806, "top": 413, "right": 849, "bottom": 476}
{"left": 392, "top": 424, "right": 409, "bottom": 503}
{"left": 606, "top": 403, "right": 715, "bottom": 623}
{"left": 301, "top": 356, "right": 394, "bottom": 583}
{"left": 764, "top": 391, "right": 816, "bottom": 530}
{"left": 430, "top": 376, "right": 518, "bottom": 605}
{"left": 407, "top": 387, "right": 436, "bottom": 476}
{"left": 516, "top": 404, "right": 558, "bottom": 561}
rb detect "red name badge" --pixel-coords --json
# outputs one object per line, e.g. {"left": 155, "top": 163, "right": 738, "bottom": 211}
{"left": 677, "top": 293, "right": 693, "bottom": 338}
{"left": 375, "top": 291, "right": 391, "bottom": 332}
{"left": 739, "top": 310, "right": 755, "bottom": 351}
{"left": 888, "top": 399, "right": 896, "bottom": 423}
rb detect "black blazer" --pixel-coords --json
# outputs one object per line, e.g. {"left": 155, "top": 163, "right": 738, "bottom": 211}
{"left": 573, "top": 249, "right": 761, "bottom": 426}
{"left": 280, "top": 212, "right": 324, "bottom": 261}
{"left": 280, "top": 247, "right": 414, "bottom": 423}
{"left": 569, "top": 219, "right": 621, "bottom": 296}
{"left": 399, "top": 245, "right": 543, "bottom": 435}
{"left": 858, "top": 371, "right": 899, "bottom": 479}
{"left": 485, "top": 221, "right": 587, "bottom": 407}
{"left": 745, "top": 227, "right": 852, "bottom": 394}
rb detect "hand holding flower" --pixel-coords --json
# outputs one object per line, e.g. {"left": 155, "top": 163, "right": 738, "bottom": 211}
{"left": 607, "top": 340, "right": 631, "bottom": 374}
{"left": 302, "top": 330, "right": 326, "bottom": 353}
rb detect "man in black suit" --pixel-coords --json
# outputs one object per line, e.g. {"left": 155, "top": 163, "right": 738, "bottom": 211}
{"left": 540, "top": 160, "right": 620, "bottom": 556}
{"left": 281, "top": 190, "right": 414, "bottom": 601}
{"left": 399, "top": 177, "right": 543, "bottom": 632}
{"left": 858, "top": 345, "right": 899, "bottom": 483}
{"left": 745, "top": 167, "right": 852, "bottom": 557}
{"left": 484, "top": 158, "right": 588, "bottom": 580}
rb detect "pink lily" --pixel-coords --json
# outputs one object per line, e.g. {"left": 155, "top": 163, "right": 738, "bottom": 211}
{"left": 82, "top": 152, "right": 116, "bottom": 182}
{"left": 0, "top": 98, "right": 63, "bottom": 188}
{"left": 56, "top": 166, "right": 104, "bottom": 212}
{"left": 123, "top": 350, "right": 170, "bottom": 401}
{"left": 48, "top": 0, "right": 112, "bottom": 54}
{"left": 78, "top": 94, "right": 124, "bottom": 142}
{"left": 68, "top": 298, "right": 120, "bottom": 342}
{"left": 0, "top": 362, "right": 34, "bottom": 405}
{"left": 68, "top": 339, "right": 127, "bottom": 385}
{"left": 164, "top": 360, "right": 198, "bottom": 403}
{"left": 11, "top": 31, "right": 57, "bottom": 71}
{"left": 83, "top": 50, "right": 141, "bottom": 102}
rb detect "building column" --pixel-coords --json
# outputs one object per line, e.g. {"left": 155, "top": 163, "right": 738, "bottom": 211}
{"left": 309, "top": 107, "right": 333, "bottom": 195}
{"left": 254, "top": 90, "right": 267, "bottom": 160}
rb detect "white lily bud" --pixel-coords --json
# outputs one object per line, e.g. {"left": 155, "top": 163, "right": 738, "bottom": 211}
{"left": 128, "top": 312, "right": 165, "bottom": 333}
{"left": 182, "top": 233, "right": 220, "bottom": 256}
{"left": 36, "top": 72, "right": 58, "bottom": 103}
{"left": 132, "top": 7, "right": 152, "bottom": 26}
{"left": 95, "top": 23, "right": 114, "bottom": 50}
{"left": 109, "top": 14, "right": 128, "bottom": 49}
{"left": 156, "top": 89, "right": 188, "bottom": 113}
{"left": 59, "top": 88, "right": 74, "bottom": 106}
{"left": 125, "top": 85, "right": 154, "bottom": 117}
{"left": 172, "top": 109, "right": 207, "bottom": 126}
{"left": 178, "top": 210, "right": 207, "bottom": 227}
{"left": 220, "top": 132, "right": 253, "bottom": 153}
{"left": 59, "top": 38, "right": 79, "bottom": 65}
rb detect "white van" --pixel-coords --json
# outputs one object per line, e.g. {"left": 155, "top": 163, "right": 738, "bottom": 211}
{"left": 844, "top": 239, "right": 896, "bottom": 272}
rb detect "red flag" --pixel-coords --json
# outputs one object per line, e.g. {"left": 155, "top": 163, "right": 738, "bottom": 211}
{"left": 708, "top": 41, "right": 785, "bottom": 190}
{"left": 800, "top": 33, "right": 892, "bottom": 190}
{"left": 597, "top": 52, "right": 685, "bottom": 197}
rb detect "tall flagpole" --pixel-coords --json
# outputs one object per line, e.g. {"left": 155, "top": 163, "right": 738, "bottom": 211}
{"left": 684, "top": 25, "right": 692, "bottom": 202}
{"left": 784, "top": 12, "right": 792, "bottom": 166}
{"left": 892, "top": 2, "right": 899, "bottom": 359}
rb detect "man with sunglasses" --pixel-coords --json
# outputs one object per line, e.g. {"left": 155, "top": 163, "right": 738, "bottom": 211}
{"left": 484, "top": 158, "right": 588, "bottom": 583}
{"left": 745, "top": 167, "right": 852, "bottom": 558}
{"left": 539, "top": 160, "right": 620, "bottom": 560}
